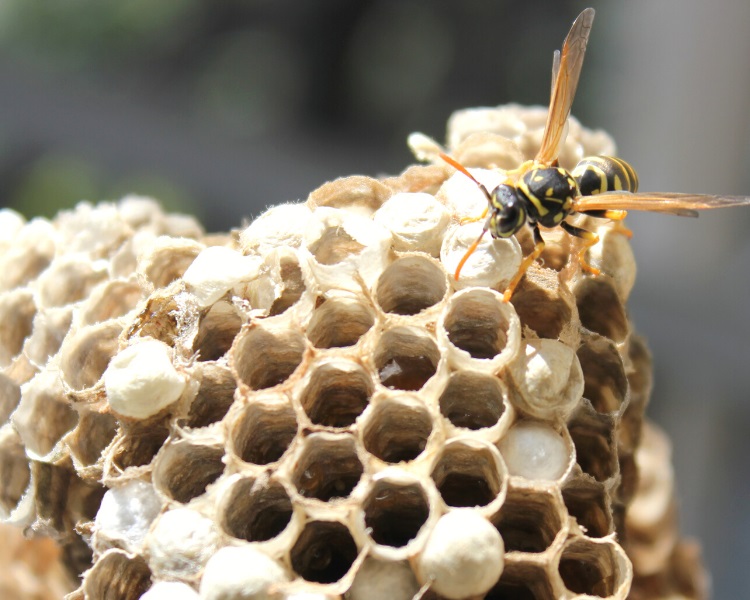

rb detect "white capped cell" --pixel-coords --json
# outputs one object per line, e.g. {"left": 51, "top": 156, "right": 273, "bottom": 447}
{"left": 199, "top": 545, "right": 289, "bottom": 600}
{"left": 441, "top": 223, "right": 522, "bottom": 291}
{"left": 183, "top": 246, "right": 262, "bottom": 308}
{"left": 373, "top": 192, "right": 450, "bottom": 255}
{"left": 146, "top": 508, "right": 220, "bottom": 579}
{"left": 499, "top": 421, "right": 572, "bottom": 481}
{"left": 140, "top": 582, "right": 200, "bottom": 600}
{"left": 104, "top": 339, "right": 186, "bottom": 419}
{"left": 93, "top": 480, "right": 162, "bottom": 553}
{"left": 415, "top": 509, "right": 504, "bottom": 599}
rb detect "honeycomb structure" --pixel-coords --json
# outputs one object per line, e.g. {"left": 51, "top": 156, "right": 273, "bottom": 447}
{"left": 0, "top": 105, "right": 707, "bottom": 599}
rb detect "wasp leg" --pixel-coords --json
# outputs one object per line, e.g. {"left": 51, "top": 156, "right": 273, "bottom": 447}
{"left": 454, "top": 227, "right": 488, "bottom": 280}
{"left": 580, "top": 209, "right": 633, "bottom": 239}
{"left": 503, "top": 224, "right": 545, "bottom": 303}
{"left": 560, "top": 220, "right": 601, "bottom": 275}
{"left": 503, "top": 159, "right": 535, "bottom": 183}
{"left": 459, "top": 205, "right": 489, "bottom": 225}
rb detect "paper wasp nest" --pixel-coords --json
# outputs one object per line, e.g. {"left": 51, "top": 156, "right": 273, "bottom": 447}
{"left": 0, "top": 105, "right": 707, "bottom": 600}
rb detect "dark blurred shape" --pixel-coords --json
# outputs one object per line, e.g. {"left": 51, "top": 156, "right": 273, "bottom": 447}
{"left": 0, "top": 0, "right": 574, "bottom": 230}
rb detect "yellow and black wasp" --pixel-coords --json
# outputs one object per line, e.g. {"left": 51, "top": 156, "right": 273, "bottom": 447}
{"left": 441, "top": 7, "right": 750, "bottom": 302}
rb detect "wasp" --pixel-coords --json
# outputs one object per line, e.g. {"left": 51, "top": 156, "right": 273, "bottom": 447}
{"left": 442, "top": 7, "right": 750, "bottom": 302}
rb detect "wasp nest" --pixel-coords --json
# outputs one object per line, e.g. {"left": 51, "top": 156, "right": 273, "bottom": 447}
{"left": 0, "top": 105, "right": 706, "bottom": 600}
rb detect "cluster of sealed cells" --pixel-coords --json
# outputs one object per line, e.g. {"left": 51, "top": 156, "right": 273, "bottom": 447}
{"left": 0, "top": 105, "right": 695, "bottom": 600}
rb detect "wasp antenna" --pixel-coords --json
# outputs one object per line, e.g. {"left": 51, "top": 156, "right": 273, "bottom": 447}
{"left": 454, "top": 228, "right": 488, "bottom": 280}
{"left": 440, "top": 153, "right": 493, "bottom": 203}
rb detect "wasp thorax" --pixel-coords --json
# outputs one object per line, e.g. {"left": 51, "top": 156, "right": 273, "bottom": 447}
{"left": 489, "top": 184, "right": 527, "bottom": 238}
{"left": 519, "top": 167, "right": 577, "bottom": 228}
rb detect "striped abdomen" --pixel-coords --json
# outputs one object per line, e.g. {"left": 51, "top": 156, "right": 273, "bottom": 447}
{"left": 572, "top": 156, "right": 639, "bottom": 196}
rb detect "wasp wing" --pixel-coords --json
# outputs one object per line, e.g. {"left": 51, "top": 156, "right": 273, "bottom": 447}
{"left": 536, "top": 8, "right": 595, "bottom": 165}
{"left": 574, "top": 191, "right": 750, "bottom": 217}
{"left": 550, "top": 49, "right": 561, "bottom": 100}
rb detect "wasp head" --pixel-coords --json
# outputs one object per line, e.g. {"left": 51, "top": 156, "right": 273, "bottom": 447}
{"left": 489, "top": 184, "right": 527, "bottom": 238}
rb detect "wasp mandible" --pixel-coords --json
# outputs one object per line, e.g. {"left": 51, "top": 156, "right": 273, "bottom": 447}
{"left": 441, "top": 7, "right": 750, "bottom": 302}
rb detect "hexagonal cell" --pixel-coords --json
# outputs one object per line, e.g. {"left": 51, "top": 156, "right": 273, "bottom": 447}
{"left": 82, "top": 549, "right": 152, "bottom": 600}
{"left": 626, "top": 334, "right": 652, "bottom": 410}
{"left": 12, "top": 370, "right": 78, "bottom": 459}
{"left": 306, "top": 295, "right": 375, "bottom": 349}
{"left": 109, "top": 421, "right": 170, "bottom": 471}
{"left": 37, "top": 255, "right": 108, "bottom": 308}
{"left": 93, "top": 479, "right": 162, "bottom": 554}
{"left": 230, "top": 398, "right": 297, "bottom": 465}
{"left": 290, "top": 520, "right": 359, "bottom": 584}
{"left": 485, "top": 561, "right": 556, "bottom": 600}
{"left": 493, "top": 488, "right": 563, "bottom": 553}
{"left": 511, "top": 272, "right": 573, "bottom": 340}
{"left": 31, "top": 460, "right": 76, "bottom": 535}
{"left": 299, "top": 359, "right": 373, "bottom": 428}
{"left": 561, "top": 479, "right": 613, "bottom": 540}
{"left": 67, "top": 476, "right": 107, "bottom": 524}
{"left": 146, "top": 507, "right": 220, "bottom": 581}
{"left": 373, "top": 192, "right": 450, "bottom": 255}
{"left": 441, "top": 289, "right": 514, "bottom": 360}
{"left": 620, "top": 334, "right": 652, "bottom": 453}
{"left": 152, "top": 439, "right": 224, "bottom": 503}
{"left": 375, "top": 255, "right": 447, "bottom": 315}
{"left": 0, "top": 373, "right": 21, "bottom": 424}
{"left": 0, "top": 225, "right": 54, "bottom": 291}
{"left": 374, "top": 326, "right": 439, "bottom": 391}
{"left": 268, "top": 252, "right": 307, "bottom": 316}
{"left": 349, "top": 557, "right": 420, "bottom": 599}
{"left": 233, "top": 323, "right": 307, "bottom": 390}
{"left": 361, "top": 395, "right": 432, "bottom": 463}
{"left": 587, "top": 224, "right": 637, "bottom": 301}
{"left": 431, "top": 440, "right": 506, "bottom": 509}
{"left": 80, "top": 280, "right": 142, "bottom": 325}
{"left": 558, "top": 539, "right": 627, "bottom": 597}
{"left": 186, "top": 363, "right": 237, "bottom": 428}
{"left": 363, "top": 477, "right": 430, "bottom": 548}
{"left": 308, "top": 220, "right": 366, "bottom": 265}
{"left": 62, "top": 533, "right": 94, "bottom": 587}
{"left": 139, "top": 239, "right": 203, "bottom": 290}
{"left": 577, "top": 336, "right": 628, "bottom": 414}
{"left": 127, "top": 292, "right": 181, "bottom": 346}
{"left": 513, "top": 226, "right": 571, "bottom": 272}
{"left": 308, "top": 175, "right": 391, "bottom": 213}
{"left": 66, "top": 410, "right": 118, "bottom": 469}
{"left": 616, "top": 451, "right": 638, "bottom": 508}
{"left": 508, "top": 339, "right": 584, "bottom": 421}
{"left": 221, "top": 476, "right": 293, "bottom": 542}
{"left": 291, "top": 433, "right": 363, "bottom": 502}
{"left": 23, "top": 305, "right": 73, "bottom": 368}
{"left": 568, "top": 406, "right": 618, "bottom": 483}
{"left": 438, "top": 370, "right": 507, "bottom": 430}
{"left": 575, "top": 278, "right": 628, "bottom": 343}
{"left": 381, "top": 163, "right": 447, "bottom": 195}
{"left": 192, "top": 301, "right": 242, "bottom": 362}
{"left": 59, "top": 321, "right": 122, "bottom": 392}
{"left": 0, "top": 429, "right": 31, "bottom": 515}
{"left": 485, "top": 578, "right": 542, "bottom": 599}
{"left": 0, "top": 289, "right": 36, "bottom": 367}
{"left": 498, "top": 420, "right": 573, "bottom": 482}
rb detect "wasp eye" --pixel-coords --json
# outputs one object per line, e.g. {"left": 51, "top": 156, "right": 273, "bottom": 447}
{"left": 489, "top": 184, "right": 525, "bottom": 238}
{"left": 498, "top": 197, "right": 526, "bottom": 236}
{"left": 503, "top": 203, "right": 518, "bottom": 222}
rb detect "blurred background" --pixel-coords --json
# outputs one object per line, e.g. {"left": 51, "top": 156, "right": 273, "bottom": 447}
{"left": 0, "top": 0, "right": 747, "bottom": 595}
